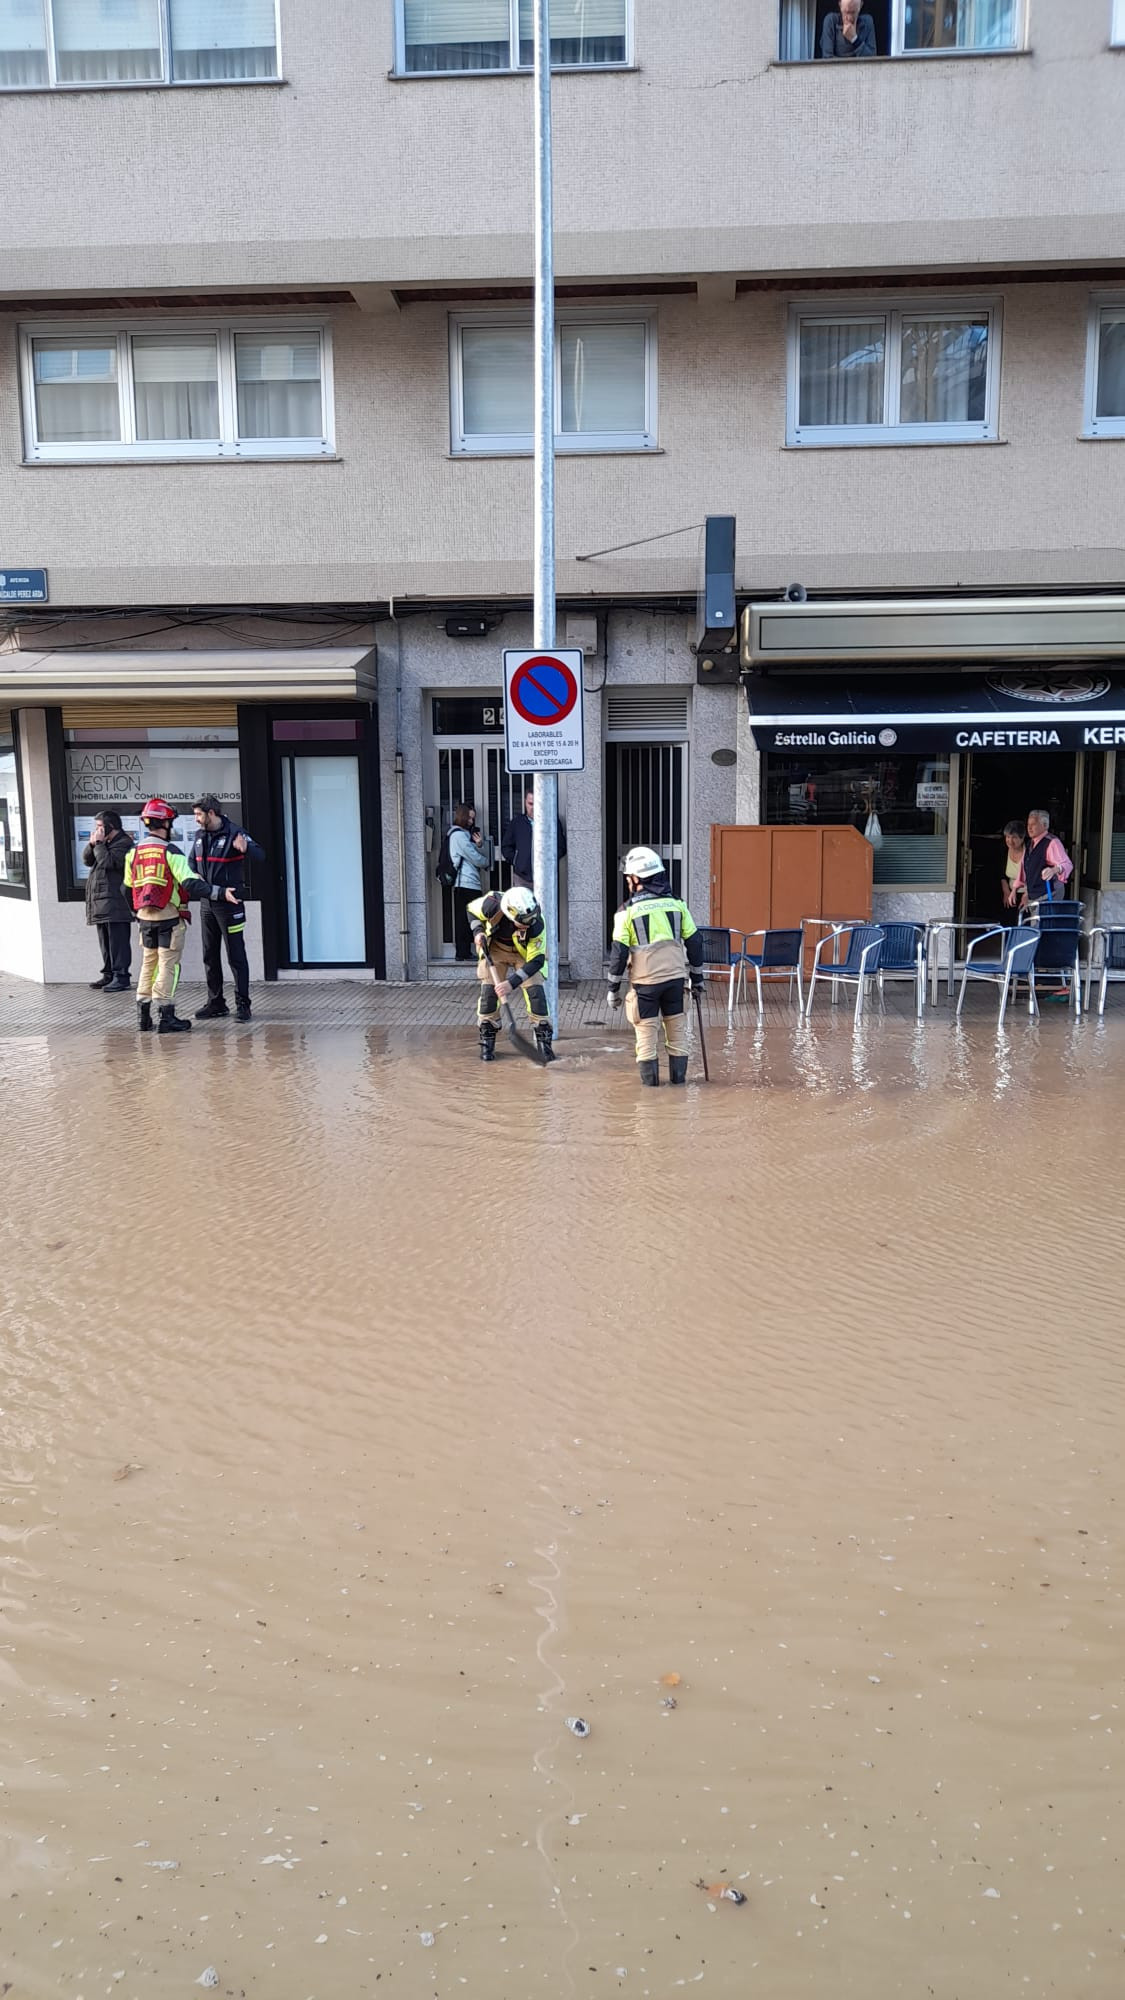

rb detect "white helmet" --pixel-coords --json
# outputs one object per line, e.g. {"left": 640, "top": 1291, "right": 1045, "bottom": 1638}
{"left": 500, "top": 886, "right": 540, "bottom": 926}
{"left": 624, "top": 846, "right": 664, "bottom": 880}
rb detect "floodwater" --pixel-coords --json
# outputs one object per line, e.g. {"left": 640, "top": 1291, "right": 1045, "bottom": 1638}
{"left": 1, "top": 1010, "right": 1123, "bottom": 1999}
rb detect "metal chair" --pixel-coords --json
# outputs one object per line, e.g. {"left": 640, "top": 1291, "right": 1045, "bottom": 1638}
{"left": 733, "top": 928, "right": 804, "bottom": 1016}
{"left": 693, "top": 926, "right": 742, "bottom": 1012}
{"left": 874, "top": 921, "right": 927, "bottom": 1019}
{"left": 956, "top": 926, "right": 1040, "bottom": 1023}
{"left": 1085, "top": 925, "right": 1125, "bottom": 1015}
{"left": 1022, "top": 907, "right": 1083, "bottom": 1013}
{"left": 804, "top": 923, "right": 885, "bottom": 1023}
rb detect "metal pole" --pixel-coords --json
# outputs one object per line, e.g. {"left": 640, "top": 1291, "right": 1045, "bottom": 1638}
{"left": 530, "top": 0, "right": 559, "bottom": 1032}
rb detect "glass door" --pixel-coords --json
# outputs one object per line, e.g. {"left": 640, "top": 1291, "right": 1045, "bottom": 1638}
{"left": 280, "top": 753, "right": 365, "bottom": 964}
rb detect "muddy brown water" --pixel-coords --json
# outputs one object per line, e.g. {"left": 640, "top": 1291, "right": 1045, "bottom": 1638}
{"left": 1, "top": 1015, "right": 1123, "bottom": 1998}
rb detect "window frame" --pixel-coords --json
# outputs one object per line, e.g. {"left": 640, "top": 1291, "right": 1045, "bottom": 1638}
{"left": 1115, "top": 0, "right": 1125, "bottom": 45}
{"left": 0, "top": 711, "right": 31, "bottom": 900}
{"left": 778, "top": 0, "right": 1026, "bottom": 62}
{"left": 449, "top": 307, "right": 658, "bottom": 456}
{"left": 19, "top": 318, "right": 335, "bottom": 463}
{"left": 0, "top": 0, "right": 281, "bottom": 91}
{"left": 1085, "top": 296, "right": 1125, "bottom": 438}
{"left": 786, "top": 296, "right": 1002, "bottom": 448}
{"left": 393, "top": 0, "right": 633, "bottom": 77}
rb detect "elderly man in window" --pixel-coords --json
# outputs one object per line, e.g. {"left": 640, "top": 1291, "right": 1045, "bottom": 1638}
{"left": 821, "top": 0, "right": 877, "bottom": 57}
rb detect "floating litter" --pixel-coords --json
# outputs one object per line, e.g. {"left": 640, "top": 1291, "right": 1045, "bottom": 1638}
{"left": 196, "top": 1971, "right": 219, "bottom": 1990}
{"left": 565, "top": 1717, "right": 590, "bottom": 1738}
{"left": 146, "top": 1859, "right": 180, "bottom": 1871}
{"left": 419, "top": 1931, "right": 436, "bottom": 1948}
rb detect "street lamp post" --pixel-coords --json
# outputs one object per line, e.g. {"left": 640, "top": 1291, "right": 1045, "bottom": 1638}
{"left": 529, "top": 0, "right": 559, "bottom": 1031}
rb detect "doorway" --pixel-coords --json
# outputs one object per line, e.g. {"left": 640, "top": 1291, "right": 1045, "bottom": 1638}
{"left": 959, "top": 750, "right": 1104, "bottom": 923}
{"left": 269, "top": 714, "right": 383, "bottom": 970}
{"left": 604, "top": 740, "right": 687, "bottom": 941}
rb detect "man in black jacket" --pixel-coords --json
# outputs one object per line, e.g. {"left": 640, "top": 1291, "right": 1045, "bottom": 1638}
{"left": 189, "top": 794, "right": 266, "bottom": 1022}
{"left": 83, "top": 811, "right": 135, "bottom": 991}
{"left": 500, "top": 788, "right": 567, "bottom": 890}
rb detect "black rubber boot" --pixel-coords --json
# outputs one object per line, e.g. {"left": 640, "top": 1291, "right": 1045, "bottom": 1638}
{"left": 195, "top": 997, "right": 229, "bottom": 1020}
{"left": 157, "top": 1005, "right": 192, "bottom": 1035}
{"left": 137, "top": 1001, "right": 153, "bottom": 1034}
{"left": 638, "top": 1059, "right": 660, "bottom": 1087}
{"left": 534, "top": 1022, "right": 556, "bottom": 1065}
{"left": 668, "top": 1054, "right": 689, "bottom": 1085}
{"left": 479, "top": 1023, "right": 498, "bottom": 1062}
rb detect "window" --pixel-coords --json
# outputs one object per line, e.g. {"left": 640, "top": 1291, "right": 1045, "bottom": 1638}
{"left": 0, "top": 0, "right": 278, "bottom": 87}
{"left": 0, "top": 715, "right": 30, "bottom": 897}
{"left": 764, "top": 751, "right": 952, "bottom": 885}
{"left": 21, "top": 322, "right": 333, "bottom": 460}
{"left": 397, "top": 0, "right": 629, "bottom": 75}
{"left": 1085, "top": 301, "right": 1125, "bottom": 439}
{"left": 63, "top": 725, "right": 241, "bottom": 890}
{"left": 1111, "top": 756, "right": 1125, "bottom": 880}
{"left": 450, "top": 311, "right": 655, "bottom": 453}
{"left": 1115, "top": 0, "right": 1125, "bottom": 45}
{"left": 787, "top": 300, "right": 1000, "bottom": 445}
{"left": 779, "top": 0, "right": 1021, "bottom": 62}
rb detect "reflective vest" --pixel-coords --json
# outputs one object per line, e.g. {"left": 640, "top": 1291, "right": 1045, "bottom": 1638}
{"left": 124, "top": 838, "right": 199, "bottom": 918}
{"left": 612, "top": 894, "right": 698, "bottom": 986}
{"left": 467, "top": 898, "right": 548, "bottom": 978}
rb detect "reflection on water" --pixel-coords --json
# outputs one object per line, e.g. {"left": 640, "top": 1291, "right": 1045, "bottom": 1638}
{"left": 1, "top": 1015, "right": 1123, "bottom": 1997}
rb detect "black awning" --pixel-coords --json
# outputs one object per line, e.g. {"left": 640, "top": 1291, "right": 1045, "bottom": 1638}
{"left": 745, "top": 669, "right": 1125, "bottom": 752}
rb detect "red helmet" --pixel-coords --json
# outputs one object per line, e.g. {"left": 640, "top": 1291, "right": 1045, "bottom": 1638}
{"left": 140, "top": 798, "right": 174, "bottom": 825}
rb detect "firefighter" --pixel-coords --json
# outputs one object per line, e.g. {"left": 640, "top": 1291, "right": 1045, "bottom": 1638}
{"left": 606, "top": 846, "right": 704, "bottom": 1087}
{"left": 124, "top": 800, "right": 241, "bottom": 1037}
{"left": 468, "top": 885, "right": 555, "bottom": 1064}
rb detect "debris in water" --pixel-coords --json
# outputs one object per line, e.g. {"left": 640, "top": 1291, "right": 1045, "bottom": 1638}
{"left": 145, "top": 1859, "right": 180, "bottom": 1871}
{"left": 196, "top": 1971, "right": 219, "bottom": 1989}
{"left": 113, "top": 1463, "right": 143, "bottom": 1482}
{"left": 661, "top": 1672, "right": 682, "bottom": 1688}
{"left": 695, "top": 1879, "right": 747, "bottom": 1906}
{"left": 419, "top": 1931, "right": 436, "bottom": 1948}
{"left": 661, "top": 1696, "right": 678, "bottom": 1711}
{"left": 565, "top": 1716, "right": 590, "bottom": 1738}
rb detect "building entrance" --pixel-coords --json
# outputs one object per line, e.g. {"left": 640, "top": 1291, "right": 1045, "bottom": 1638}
{"left": 959, "top": 750, "right": 1105, "bottom": 923}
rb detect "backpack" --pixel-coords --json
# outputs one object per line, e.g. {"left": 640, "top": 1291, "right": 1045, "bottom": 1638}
{"left": 435, "top": 825, "right": 459, "bottom": 891}
{"left": 130, "top": 838, "right": 178, "bottom": 915}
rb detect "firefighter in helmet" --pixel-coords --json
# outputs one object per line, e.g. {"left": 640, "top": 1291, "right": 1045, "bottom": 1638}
{"left": 607, "top": 846, "right": 704, "bottom": 1086}
{"left": 123, "top": 799, "right": 240, "bottom": 1036}
{"left": 468, "top": 885, "right": 555, "bottom": 1063}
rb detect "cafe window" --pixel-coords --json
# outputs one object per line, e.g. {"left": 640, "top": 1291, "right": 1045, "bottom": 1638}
{"left": 764, "top": 750, "right": 952, "bottom": 884}
{"left": 61, "top": 722, "right": 241, "bottom": 893}
{"left": 0, "top": 713, "right": 30, "bottom": 897}
{"left": 1110, "top": 755, "right": 1125, "bottom": 880}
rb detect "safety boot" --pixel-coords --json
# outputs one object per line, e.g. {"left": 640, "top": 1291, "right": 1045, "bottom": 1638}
{"left": 534, "top": 1022, "right": 556, "bottom": 1064}
{"left": 638, "top": 1059, "right": 660, "bottom": 1087}
{"left": 478, "top": 1022, "right": 498, "bottom": 1062}
{"left": 668, "top": 1053, "right": 689, "bottom": 1086}
{"left": 137, "top": 1000, "right": 153, "bottom": 1034}
{"left": 157, "top": 1004, "right": 192, "bottom": 1035}
{"left": 195, "top": 997, "right": 229, "bottom": 1020}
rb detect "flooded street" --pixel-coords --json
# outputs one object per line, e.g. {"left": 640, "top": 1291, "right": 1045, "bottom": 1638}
{"left": 2, "top": 1009, "right": 1123, "bottom": 1998}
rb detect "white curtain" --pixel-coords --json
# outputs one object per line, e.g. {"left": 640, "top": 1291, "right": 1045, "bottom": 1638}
{"left": 461, "top": 326, "right": 534, "bottom": 437}
{"left": 235, "top": 334, "right": 322, "bottom": 439}
{"left": 403, "top": 0, "right": 511, "bottom": 71}
{"left": 133, "top": 334, "right": 219, "bottom": 440}
{"left": 560, "top": 322, "right": 646, "bottom": 435}
{"left": 899, "top": 316, "right": 987, "bottom": 424}
{"left": 170, "top": 0, "right": 277, "bottom": 80}
{"left": 1097, "top": 314, "right": 1125, "bottom": 420}
{"left": 0, "top": 0, "right": 48, "bottom": 85}
{"left": 799, "top": 320, "right": 885, "bottom": 427}
{"left": 778, "top": 0, "right": 816, "bottom": 60}
{"left": 518, "top": 0, "right": 626, "bottom": 62}
{"left": 902, "top": 0, "right": 1017, "bottom": 50}
{"left": 52, "top": 0, "right": 162, "bottom": 81}
{"left": 33, "top": 338, "right": 120, "bottom": 443}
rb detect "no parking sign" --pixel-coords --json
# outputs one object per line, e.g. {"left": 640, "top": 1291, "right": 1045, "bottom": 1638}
{"left": 503, "top": 649, "right": 586, "bottom": 772}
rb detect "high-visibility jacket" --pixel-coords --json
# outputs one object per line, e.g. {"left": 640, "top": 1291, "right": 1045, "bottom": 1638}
{"left": 467, "top": 897, "right": 548, "bottom": 986}
{"left": 124, "top": 837, "right": 216, "bottom": 920}
{"left": 608, "top": 889, "right": 703, "bottom": 988}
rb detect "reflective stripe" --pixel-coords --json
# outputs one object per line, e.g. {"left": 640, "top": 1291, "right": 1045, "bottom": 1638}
{"left": 227, "top": 923, "right": 246, "bottom": 935}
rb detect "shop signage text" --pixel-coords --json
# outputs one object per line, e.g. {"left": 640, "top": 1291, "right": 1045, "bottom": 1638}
{"left": 66, "top": 749, "right": 241, "bottom": 806}
{"left": 755, "top": 719, "right": 1125, "bottom": 753}
{"left": 0, "top": 568, "right": 47, "bottom": 602}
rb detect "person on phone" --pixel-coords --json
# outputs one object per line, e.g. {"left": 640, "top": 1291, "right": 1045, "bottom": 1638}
{"left": 448, "top": 802, "right": 491, "bottom": 961}
{"left": 189, "top": 794, "right": 265, "bottom": 1022}
{"left": 83, "top": 810, "right": 135, "bottom": 991}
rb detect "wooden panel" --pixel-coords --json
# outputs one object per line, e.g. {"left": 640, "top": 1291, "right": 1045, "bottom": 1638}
{"left": 710, "top": 826, "right": 772, "bottom": 937}
{"left": 61, "top": 702, "right": 238, "bottom": 730}
{"left": 770, "top": 828, "right": 824, "bottom": 930}
{"left": 821, "top": 827, "right": 873, "bottom": 922}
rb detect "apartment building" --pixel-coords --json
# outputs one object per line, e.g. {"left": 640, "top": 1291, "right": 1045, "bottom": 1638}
{"left": 2, "top": 0, "right": 1125, "bottom": 983}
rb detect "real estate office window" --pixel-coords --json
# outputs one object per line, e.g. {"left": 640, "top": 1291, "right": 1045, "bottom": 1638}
{"left": 787, "top": 301, "right": 1002, "bottom": 446}
{"left": 396, "top": 0, "right": 630, "bottom": 74}
{"left": 20, "top": 323, "right": 334, "bottom": 462}
{"left": 779, "top": 0, "right": 1023, "bottom": 61}
{"left": 450, "top": 312, "right": 657, "bottom": 455}
{"left": 0, "top": 0, "right": 279, "bottom": 88}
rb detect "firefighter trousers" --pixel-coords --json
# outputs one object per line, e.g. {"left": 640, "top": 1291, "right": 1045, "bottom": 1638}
{"left": 201, "top": 899, "right": 250, "bottom": 1004}
{"left": 136, "top": 919, "right": 188, "bottom": 1004}
{"left": 476, "top": 943, "right": 550, "bottom": 1026}
{"left": 625, "top": 978, "right": 688, "bottom": 1062}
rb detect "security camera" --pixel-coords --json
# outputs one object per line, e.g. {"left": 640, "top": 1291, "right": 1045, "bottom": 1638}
{"left": 784, "top": 583, "right": 808, "bottom": 604}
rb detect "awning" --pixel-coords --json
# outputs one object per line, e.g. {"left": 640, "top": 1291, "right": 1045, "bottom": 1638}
{"left": 0, "top": 647, "right": 378, "bottom": 705}
{"left": 745, "top": 669, "right": 1125, "bottom": 752}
